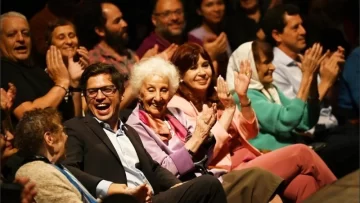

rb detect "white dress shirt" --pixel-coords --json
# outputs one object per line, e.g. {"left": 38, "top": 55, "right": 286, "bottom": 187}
{"left": 272, "top": 47, "right": 338, "bottom": 132}
{"left": 95, "top": 118, "right": 154, "bottom": 198}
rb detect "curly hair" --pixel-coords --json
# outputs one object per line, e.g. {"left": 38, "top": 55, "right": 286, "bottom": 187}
{"left": 170, "top": 43, "right": 220, "bottom": 111}
{"left": 130, "top": 57, "right": 180, "bottom": 97}
{"left": 15, "top": 108, "right": 62, "bottom": 155}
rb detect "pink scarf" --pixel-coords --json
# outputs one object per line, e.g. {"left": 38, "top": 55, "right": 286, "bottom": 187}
{"left": 138, "top": 108, "right": 189, "bottom": 143}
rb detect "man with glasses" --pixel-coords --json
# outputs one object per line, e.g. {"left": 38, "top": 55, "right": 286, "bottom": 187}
{"left": 63, "top": 62, "right": 227, "bottom": 203}
{"left": 136, "top": 0, "right": 203, "bottom": 59}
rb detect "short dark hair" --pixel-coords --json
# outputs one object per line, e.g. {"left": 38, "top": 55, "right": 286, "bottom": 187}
{"left": 15, "top": 108, "right": 62, "bottom": 155}
{"left": 80, "top": 62, "right": 126, "bottom": 94}
{"left": 261, "top": 4, "right": 301, "bottom": 47}
{"left": 46, "top": 18, "right": 76, "bottom": 46}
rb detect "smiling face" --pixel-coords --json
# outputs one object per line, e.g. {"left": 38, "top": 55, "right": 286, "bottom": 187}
{"left": 199, "top": 0, "right": 225, "bottom": 25}
{"left": 152, "top": 0, "right": 185, "bottom": 37}
{"left": 277, "top": 13, "right": 306, "bottom": 53}
{"left": 51, "top": 24, "right": 79, "bottom": 58}
{"left": 256, "top": 49, "right": 275, "bottom": 85}
{"left": 0, "top": 16, "right": 31, "bottom": 62}
{"left": 139, "top": 75, "right": 171, "bottom": 118}
{"left": 85, "top": 74, "right": 121, "bottom": 124}
{"left": 182, "top": 55, "right": 212, "bottom": 95}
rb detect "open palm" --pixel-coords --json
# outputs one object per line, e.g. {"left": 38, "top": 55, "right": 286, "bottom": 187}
{"left": 234, "top": 60, "right": 252, "bottom": 96}
{"left": 68, "top": 57, "right": 85, "bottom": 82}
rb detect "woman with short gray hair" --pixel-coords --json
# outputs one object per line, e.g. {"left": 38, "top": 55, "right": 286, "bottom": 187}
{"left": 127, "top": 56, "right": 284, "bottom": 203}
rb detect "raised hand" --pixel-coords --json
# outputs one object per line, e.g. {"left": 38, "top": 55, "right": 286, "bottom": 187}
{"left": 46, "top": 46, "right": 70, "bottom": 87}
{"left": 194, "top": 104, "right": 217, "bottom": 139}
{"left": 234, "top": 60, "right": 252, "bottom": 97}
{"left": 142, "top": 44, "right": 159, "bottom": 59}
{"left": 215, "top": 76, "right": 235, "bottom": 109}
{"left": 68, "top": 54, "right": 87, "bottom": 87}
{"left": 1, "top": 83, "right": 16, "bottom": 111}
{"left": 203, "top": 32, "right": 227, "bottom": 60}
{"left": 157, "top": 43, "right": 178, "bottom": 61}
{"left": 297, "top": 43, "right": 325, "bottom": 75}
{"left": 319, "top": 47, "right": 345, "bottom": 86}
{"left": 76, "top": 46, "right": 89, "bottom": 68}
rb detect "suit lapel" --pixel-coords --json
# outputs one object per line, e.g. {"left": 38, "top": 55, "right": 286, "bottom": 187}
{"left": 84, "top": 114, "right": 121, "bottom": 163}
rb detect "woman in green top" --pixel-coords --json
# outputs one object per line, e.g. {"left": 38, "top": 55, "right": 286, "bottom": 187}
{"left": 229, "top": 40, "right": 360, "bottom": 179}
{"left": 230, "top": 40, "right": 329, "bottom": 150}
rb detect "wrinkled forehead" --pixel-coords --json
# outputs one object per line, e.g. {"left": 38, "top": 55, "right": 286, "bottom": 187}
{"left": 0, "top": 16, "right": 29, "bottom": 33}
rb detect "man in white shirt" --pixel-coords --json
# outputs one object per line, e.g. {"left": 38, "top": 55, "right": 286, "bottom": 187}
{"left": 260, "top": 4, "right": 359, "bottom": 178}
{"left": 261, "top": 4, "right": 338, "bottom": 133}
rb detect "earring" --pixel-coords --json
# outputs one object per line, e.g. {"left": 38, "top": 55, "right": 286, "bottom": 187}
{"left": 180, "top": 79, "right": 184, "bottom": 83}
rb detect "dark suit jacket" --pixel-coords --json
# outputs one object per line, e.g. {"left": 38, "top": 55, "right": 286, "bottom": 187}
{"left": 63, "top": 113, "right": 181, "bottom": 197}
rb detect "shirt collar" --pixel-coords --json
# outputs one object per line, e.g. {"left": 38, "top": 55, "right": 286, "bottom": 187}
{"left": 93, "top": 117, "right": 127, "bottom": 133}
{"left": 273, "top": 47, "right": 298, "bottom": 67}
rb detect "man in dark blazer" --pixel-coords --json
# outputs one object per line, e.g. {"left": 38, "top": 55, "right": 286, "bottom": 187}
{"left": 63, "top": 62, "right": 227, "bottom": 203}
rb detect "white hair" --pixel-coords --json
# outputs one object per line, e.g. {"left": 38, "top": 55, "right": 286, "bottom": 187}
{"left": 0, "top": 11, "right": 27, "bottom": 32}
{"left": 130, "top": 57, "right": 180, "bottom": 96}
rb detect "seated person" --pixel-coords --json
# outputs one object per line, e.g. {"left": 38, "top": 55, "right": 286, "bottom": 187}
{"left": 230, "top": 39, "right": 358, "bottom": 177}
{"left": 338, "top": 47, "right": 360, "bottom": 123}
{"left": 129, "top": 51, "right": 335, "bottom": 203}
{"left": 63, "top": 63, "right": 227, "bottom": 203}
{"left": 1, "top": 84, "right": 37, "bottom": 203}
{"left": 46, "top": 18, "right": 89, "bottom": 115}
{"left": 0, "top": 12, "right": 82, "bottom": 124}
{"left": 127, "top": 57, "right": 284, "bottom": 203}
{"left": 45, "top": 18, "right": 90, "bottom": 116}
{"left": 14, "top": 108, "right": 143, "bottom": 203}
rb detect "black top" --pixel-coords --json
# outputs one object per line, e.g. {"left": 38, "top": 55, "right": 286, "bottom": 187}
{"left": 1, "top": 58, "right": 74, "bottom": 125}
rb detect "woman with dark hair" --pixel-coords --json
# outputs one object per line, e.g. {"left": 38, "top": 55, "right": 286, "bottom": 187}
{"left": 168, "top": 42, "right": 337, "bottom": 202}
{"left": 45, "top": 18, "right": 90, "bottom": 116}
{"left": 189, "top": 0, "right": 230, "bottom": 78}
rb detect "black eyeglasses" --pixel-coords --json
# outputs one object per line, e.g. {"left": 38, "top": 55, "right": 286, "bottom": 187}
{"left": 85, "top": 85, "right": 117, "bottom": 98}
{"left": 154, "top": 9, "right": 184, "bottom": 19}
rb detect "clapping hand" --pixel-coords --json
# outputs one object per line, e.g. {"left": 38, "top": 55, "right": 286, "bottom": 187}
{"left": 234, "top": 60, "right": 252, "bottom": 97}
{"left": 1, "top": 83, "right": 16, "bottom": 111}
{"left": 75, "top": 46, "right": 90, "bottom": 68}
{"left": 203, "top": 32, "right": 228, "bottom": 60}
{"left": 194, "top": 104, "right": 217, "bottom": 139}
{"left": 297, "top": 43, "right": 327, "bottom": 75}
{"left": 142, "top": 44, "right": 178, "bottom": 61}
{"left": 215, "top": 76, "right": 235, "bottom": 110}
{"left": 319, "top": 46, "right": 345, "bottom": 86}
{"left": 46, "top": 46, "right": 70, "bottom": 87}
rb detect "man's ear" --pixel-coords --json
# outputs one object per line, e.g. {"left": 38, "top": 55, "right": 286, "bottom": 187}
{"left": 95, "top": 27, "right": 105, "bottom": 37}
{"left": 44, "top": 132, "right": 54, "bottom": 146}
{"left": 151, "top": 15, "right": 157, "bottom": 27}
{"left": 271, "top": 29, "right": 282, "bottom": 44}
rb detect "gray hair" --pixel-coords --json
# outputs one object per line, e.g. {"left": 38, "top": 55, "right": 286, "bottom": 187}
{"left": 0, "top": 11, "right": 27, "bottom": 32}
{"left": 130, "top": 57, "right": 180, "bottom": 96}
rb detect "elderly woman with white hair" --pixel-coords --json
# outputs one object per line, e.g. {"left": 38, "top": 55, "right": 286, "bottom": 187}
{"left": 126, "top": 57, "right": 285, "bottom": 203}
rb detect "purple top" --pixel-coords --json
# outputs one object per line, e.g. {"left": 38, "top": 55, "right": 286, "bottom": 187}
{"left": 136, "top": 32, "right": 203, "bottom": 59}
{"left": 126, "top": 104, "right": 195, "bottom": 176}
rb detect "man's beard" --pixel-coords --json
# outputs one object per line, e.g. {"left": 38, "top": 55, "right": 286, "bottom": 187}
{"left": 104, "top": 28, "right": 129, "bottom": 55}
